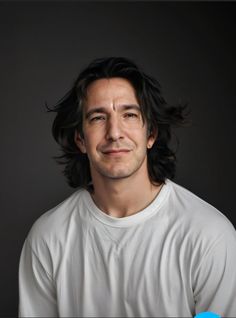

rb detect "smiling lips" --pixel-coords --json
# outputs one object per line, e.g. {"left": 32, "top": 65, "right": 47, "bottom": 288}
{"left": 102, "top": 149, "right": 131, "bottom": 155}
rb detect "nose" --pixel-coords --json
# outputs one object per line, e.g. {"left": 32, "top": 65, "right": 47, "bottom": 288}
{"left": 105, "top": 115, "right": 124, "bottom": 142}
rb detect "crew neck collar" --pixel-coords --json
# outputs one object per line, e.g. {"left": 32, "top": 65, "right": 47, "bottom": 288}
{"left": 83, "top": 179, "right": 171, "bottom": 228}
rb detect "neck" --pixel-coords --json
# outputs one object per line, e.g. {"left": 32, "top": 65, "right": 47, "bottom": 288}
{"left": 90, "top": 166, "right": 162, "bottom": 218}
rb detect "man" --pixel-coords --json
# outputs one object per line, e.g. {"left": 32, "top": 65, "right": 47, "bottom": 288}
{"left": 19, "top": 57, "right": 236, "bottom": 317}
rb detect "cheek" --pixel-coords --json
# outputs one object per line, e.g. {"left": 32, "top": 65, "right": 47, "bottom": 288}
{"left": 127, "top": 128, "right": 148, "bottom": 143}
{"left": 83, "top": 132, "right": 101, "bottom": 152}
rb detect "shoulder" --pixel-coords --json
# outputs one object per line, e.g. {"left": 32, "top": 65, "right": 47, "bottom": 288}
{"left": 166, "top": 179, "right": 236, "bottom": 242}
{"left": 164, "top": 180, "right": 236, "bottom": 283}
{"left": 26, "top": 188, "right": 89, "bottom": 251}
{"left": 21, "top": 188, "right": 92, "bottom": 278}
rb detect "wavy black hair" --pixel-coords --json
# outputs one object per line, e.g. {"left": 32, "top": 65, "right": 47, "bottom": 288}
{"left": 48, "top": 57, "right": 189, "bottom": 189}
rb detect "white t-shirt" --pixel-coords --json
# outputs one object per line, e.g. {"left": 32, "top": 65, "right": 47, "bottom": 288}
{"left": 19, "top": 180, "right": 236, "bottom": 317}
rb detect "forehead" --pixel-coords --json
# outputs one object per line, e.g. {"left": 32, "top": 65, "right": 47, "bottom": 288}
{"left": 84, "top": 77, "right": 138, "bottom": 106}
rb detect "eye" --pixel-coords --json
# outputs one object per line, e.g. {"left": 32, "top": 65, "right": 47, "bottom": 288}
{"left": 124, "top": 113, "right": 139, "bottom": 119}
{"left": 90, "top": 115, "right": 106, "bottom": 122}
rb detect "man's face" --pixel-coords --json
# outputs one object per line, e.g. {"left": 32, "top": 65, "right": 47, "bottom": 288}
{"left": 75, "top": 77, "right": 156, "bottom": 182}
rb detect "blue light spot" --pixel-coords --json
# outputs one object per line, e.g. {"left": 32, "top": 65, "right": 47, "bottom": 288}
{"left": 194, "top": 312, "right": 221, "bottom": 318}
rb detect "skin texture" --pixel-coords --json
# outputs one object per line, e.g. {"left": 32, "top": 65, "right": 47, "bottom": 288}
{"left": 75, "top": 78, "right": 162, "bottom": 217}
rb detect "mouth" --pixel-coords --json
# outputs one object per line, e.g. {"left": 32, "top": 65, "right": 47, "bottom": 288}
{"left": 102, "top": 149, "right": 131, "bottom": 156}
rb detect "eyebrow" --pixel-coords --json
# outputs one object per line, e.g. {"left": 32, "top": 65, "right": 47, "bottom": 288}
{"left": 85, "top": 104, "right": 141, "bottom": 119}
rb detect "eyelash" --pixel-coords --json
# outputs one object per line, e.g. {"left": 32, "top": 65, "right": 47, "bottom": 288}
{"left": 90, "top": 113, "right": 138, "bottom": 122}
{"left": 124, "top": 113, "right": 138, "bottom": 118}
{"left": 90, "top": 116, "right": 106, "bottom": 122}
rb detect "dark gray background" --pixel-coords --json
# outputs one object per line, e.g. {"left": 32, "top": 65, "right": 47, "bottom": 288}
{"left": 1, "top": 2, "right": 236, "bottom": 316}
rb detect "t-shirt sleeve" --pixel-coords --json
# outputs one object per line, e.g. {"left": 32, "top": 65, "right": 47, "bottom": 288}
{"left": 193, "top": 222, "right": 236, "bottom": 317}
{"left": 18, "top": 238, "right": 58, "bottom": 317}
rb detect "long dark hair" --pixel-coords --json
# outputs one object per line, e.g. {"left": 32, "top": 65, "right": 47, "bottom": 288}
{"left": 48, "top": 57, "right": 189, "bottom": 189}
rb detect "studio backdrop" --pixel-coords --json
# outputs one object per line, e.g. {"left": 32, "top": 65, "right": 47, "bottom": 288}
{"left": 0, "top": 2, "right": 236, "bottom": 316}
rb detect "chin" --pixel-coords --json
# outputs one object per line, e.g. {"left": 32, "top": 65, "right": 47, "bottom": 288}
{"left": 99, "top": 166, "right": 140, "bottom": 180}
{"left": 91, "top": 158, "right": 146, "bottom": 180}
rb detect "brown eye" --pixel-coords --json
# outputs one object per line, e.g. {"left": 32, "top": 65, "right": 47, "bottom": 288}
{"left": 124, "top": 113, "right": 138, "bottom": 118}
{"left": 90, "top": 116, "right": 106, "bottom": 122}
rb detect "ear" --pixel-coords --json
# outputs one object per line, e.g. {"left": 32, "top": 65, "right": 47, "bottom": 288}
{"left": 147, "top": 128, "right": 158, "bottom": 149}
{"left": 74, "top": 130, "right": 87, "bottom": 154}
